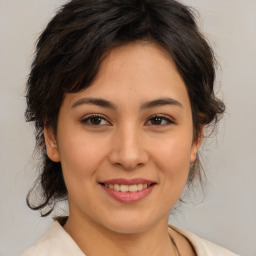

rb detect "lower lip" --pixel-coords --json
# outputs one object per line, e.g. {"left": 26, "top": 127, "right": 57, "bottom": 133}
{"left": 101, "top": 185, "right": 155, "bottom": 203}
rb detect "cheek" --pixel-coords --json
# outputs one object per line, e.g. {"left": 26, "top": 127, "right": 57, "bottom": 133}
{"left": 57, "top": 130, "right": 107, "bottom": 185}
{"left": 155, "top": 131, "right": 192, "bottom": 167}
{"left": 158, "top": 142, "right": 191, "bottom": 207}
{"left": 57, "top": 134, "right": 109, "bottom": 212}
{"left": 153, "top": 133, "right": 192, "bottom": 186}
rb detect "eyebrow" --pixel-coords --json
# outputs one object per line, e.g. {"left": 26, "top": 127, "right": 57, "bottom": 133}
{"left": 71, "top": 97, "right": 182, "bottom": 109}
{"left": 140, "top": 97, "right": 183, "bottom": 109}
{"left": 71, "top": 98, "right": 116, "bottom": 109}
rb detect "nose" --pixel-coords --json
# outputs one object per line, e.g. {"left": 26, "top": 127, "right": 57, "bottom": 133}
{"left": 108, "top": 126, "right": 149, "bottom": 171}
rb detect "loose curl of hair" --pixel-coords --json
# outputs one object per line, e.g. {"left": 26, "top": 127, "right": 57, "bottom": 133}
{"left": 25, "top": 0, "right": 225, "bottom": 216}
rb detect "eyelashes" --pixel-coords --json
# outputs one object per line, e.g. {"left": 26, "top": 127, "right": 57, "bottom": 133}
{"left": 80, "top": 114, "right": 111, "bottom": 126}
{"left": 145, "top": 115, "right": 174, "bottom": 126}
{"left": 80, "top": 114, "right": 174, "bottom": 128}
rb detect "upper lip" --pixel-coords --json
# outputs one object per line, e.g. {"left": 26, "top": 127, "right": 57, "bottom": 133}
{"left": 99, "top": 178, "right": 156, "bottom": 185}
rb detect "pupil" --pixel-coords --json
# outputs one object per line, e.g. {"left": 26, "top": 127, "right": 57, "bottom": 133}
{"left": 92, "top": 117, "right": 101, "bottom": 125}
{"left": 153, "top": 117, "right": 161, "bottom": 125}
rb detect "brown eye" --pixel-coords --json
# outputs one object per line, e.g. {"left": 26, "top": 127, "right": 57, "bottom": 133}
{"left": 90, "top": 116, "right": 103, "bottom": 125}
{"left": 146, "top": 115, "right": 173, "bottom": 126}
{"left": 151, "top": 116, "right": 163, "bottom": 125}
{"left": 81, "top": 115, "right": 110, "bottom": 126}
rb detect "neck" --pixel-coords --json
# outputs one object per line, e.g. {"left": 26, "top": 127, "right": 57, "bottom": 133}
{"left": 63, "top": 212, "right": 178, "bottom": 256}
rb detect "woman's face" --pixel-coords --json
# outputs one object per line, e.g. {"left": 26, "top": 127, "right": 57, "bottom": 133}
{"left": 45, "top": 42, "right": 200, "bottom": 234}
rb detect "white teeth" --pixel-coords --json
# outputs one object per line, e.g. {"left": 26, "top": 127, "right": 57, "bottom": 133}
{"left": 137, "top": 184, "right": 143, "bottom": 191}
{"left": 120, "top": 185, "right": 128, "bottom": 192}
{"left": 128, "top": 184, "right": 138, "bottom": 192}
{"left": 104, "top": 183, "right": 149, "bottom": 192}
{"left": 113, "top": 184, "right": 120, "bottom": 191}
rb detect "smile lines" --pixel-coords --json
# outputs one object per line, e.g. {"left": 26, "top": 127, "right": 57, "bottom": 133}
{"left": 103, "top": 183, "right": 150, "bottom": 192}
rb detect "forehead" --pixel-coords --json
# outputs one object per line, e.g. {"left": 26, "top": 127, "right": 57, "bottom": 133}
{"left": 63, "top": 41, "right": 190, "bottom": 111}
{"left": 98, "top": 42, "right": 181, "bottom": 90}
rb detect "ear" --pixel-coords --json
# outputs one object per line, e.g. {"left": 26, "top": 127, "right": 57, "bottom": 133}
{"left": 44, "top": 127, "right": 60, "bottom": 162}
{"left": 190, "top": 126, "right": 204, "bottom": 163}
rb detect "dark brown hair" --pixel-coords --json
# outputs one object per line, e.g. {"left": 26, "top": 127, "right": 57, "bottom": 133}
{"left": 25, "top": 0, "right": 225, "bottom": 216}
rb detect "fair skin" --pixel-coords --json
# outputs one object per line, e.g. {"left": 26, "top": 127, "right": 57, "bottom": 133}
{"left": 45, "top": 42, "right": 200, "bottom": 256}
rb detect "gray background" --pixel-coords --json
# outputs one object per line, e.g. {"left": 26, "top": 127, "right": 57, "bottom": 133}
{"left": 0, "top": 0, "right": 255, "bottom": 255}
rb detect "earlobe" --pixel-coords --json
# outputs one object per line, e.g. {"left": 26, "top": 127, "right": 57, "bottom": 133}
{"left": 44, "top": 127, "right": 60, "bottom": 162}
{"left": 190, "top": 126, "right": 204, "bottom": 163}
{"left": 190, "top": 147, "right": 198, "bottom": 163}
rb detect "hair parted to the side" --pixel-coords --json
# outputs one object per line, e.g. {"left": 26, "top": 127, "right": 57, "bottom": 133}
{"left": 25, "top": 0, "right": 225, "bottom": 216}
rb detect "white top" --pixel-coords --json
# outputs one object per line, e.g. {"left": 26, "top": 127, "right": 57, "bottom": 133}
{"left": 21, "top": 221, "right": 240, "bottom": 256}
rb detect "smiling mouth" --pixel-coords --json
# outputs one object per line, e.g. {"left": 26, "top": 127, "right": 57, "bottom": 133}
{"left": 100, "top": 183, "right": 153, "bottom": 192}
{"left": 99, "top": 180, "right": 156, "bottom": 203}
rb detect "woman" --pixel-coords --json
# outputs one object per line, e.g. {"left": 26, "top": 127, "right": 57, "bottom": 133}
{"left": 22, "top": 0, "right": 239, "bottom": 255}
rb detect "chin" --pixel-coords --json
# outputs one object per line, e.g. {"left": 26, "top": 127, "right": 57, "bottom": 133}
{"left": 99, "top": 210, "right": 165, "bottom": 235}
{"left": 105, "top": 222, "right": 150, "bottom": 235}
